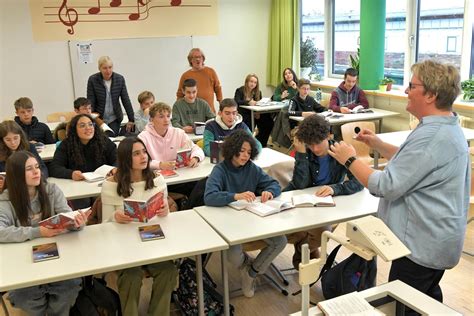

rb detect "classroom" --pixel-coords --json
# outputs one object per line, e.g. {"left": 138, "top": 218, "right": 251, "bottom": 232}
{"left": 0, "top": 0, "right": 473, "bottom": 315}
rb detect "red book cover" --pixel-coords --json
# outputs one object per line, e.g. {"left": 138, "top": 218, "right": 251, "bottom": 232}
{"left": 39, "top": 213, "right": 75, "bottom": 229}
{"left": 176, "top": 148, "right": 192, "bottom": 168}
{"left": 123, "top": 191, "right": 165, "bottom": 222}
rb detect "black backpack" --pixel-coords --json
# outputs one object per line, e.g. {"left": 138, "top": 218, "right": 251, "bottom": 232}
{"left": 173, "top": 258, "right": 234, "bottom": 315}
{"left": 70, "top": 276, "right": 122, "bottom": 316}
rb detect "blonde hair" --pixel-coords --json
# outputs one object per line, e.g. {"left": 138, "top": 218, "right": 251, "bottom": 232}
{"left": 98, "top": 56, "right": 113, "bottom": 70}
{"left": 411, "top": 60, "right": 460, "bottom": 110}
{"left": 187, "top": 48, "right": 206, "bottom": 67}
{"left": 137, "top": 91, "right": 155, "bottom": 104}
{"left": 149, "top": 102, "right": 172, "bottom": 118}
{"left": 14, "top": 97, "right": 33, "bottom": 110}
{"left": 243, "top": 74, "right": 261, "bottom": 102}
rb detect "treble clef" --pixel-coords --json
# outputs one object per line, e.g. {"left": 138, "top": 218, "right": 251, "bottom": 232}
{"left": 58, "top": 0, "right": 78, "bottom": 35}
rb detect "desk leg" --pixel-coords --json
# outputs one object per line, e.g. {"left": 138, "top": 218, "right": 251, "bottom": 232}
{"left": 374, "top": 151, "right": 379, "bottom": 169}
{"left": 196, "top": 254, "right": 204, "bottom": 316}
{"left": 251, "top": 111, "right": 255, "bottom": 132}
{"left": 221, "top": 250, "right": 230, "bottom": 316}
{"left": 378, "top": 118, "right": 383, "bottom": 133}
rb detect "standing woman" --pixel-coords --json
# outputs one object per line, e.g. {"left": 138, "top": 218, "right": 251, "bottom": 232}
{"left": 0, "top": 120, "right": 48, "bottom": 178}
{"left": 234, "top": 73, "right": 274, "bottom": 147}
{"left": 273, "top": 68, "right": 298, "bottom": 101}
{"left": 87, "top": 56, "right": 135, "bottom": 135}
{"left": 0, "top": 151, "right": 87, "bottom": 315}
{"left": 176, "top": 48, "right": 223, "bottom": 113}
{"left": 101, "top": 137, "right": 178, "bottom": 315}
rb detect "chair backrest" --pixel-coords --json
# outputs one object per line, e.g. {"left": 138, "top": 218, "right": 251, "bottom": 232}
{"left": 46, "top": 111, "right": 76, "bottom": 123}
{"left": 341, "top": 121, "right": 375, "bottom": 165}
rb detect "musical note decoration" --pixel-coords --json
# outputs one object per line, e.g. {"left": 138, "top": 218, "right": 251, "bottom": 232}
{"left": 58, "top": 0, "right": 78, "bottom": 34}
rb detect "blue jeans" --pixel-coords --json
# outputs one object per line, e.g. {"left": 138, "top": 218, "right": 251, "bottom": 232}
{"left": 8, "top": 278, "right": 81, "bottom": 316}
{"left": 228, "top": 235, "right": 287, "bottom": 273}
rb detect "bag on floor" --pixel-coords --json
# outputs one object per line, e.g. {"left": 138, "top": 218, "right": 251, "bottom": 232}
{"left": 70, "top": 276, "right": 122, "bottom": 316}
{"left": 173, "top": 258, "right": 234, "bottom": 316}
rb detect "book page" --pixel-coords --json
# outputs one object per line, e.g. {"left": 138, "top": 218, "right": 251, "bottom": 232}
{"left": 318, "top": 292, "right": 378, "bottom": 315}
{"left": 94, "top": 165, "right": 115, "bottom": 177}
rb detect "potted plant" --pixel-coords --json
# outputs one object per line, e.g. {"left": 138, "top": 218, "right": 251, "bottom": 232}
{"left": 349, "top": 48, "right": 360, "bottom": 73}
{"left": 461, "top": 77, "right": 474, "bottom": 101}
{"left": 379, "top": 77, "right": 395, "bottom": 92}
{"left": 300, "top": 38, "right": 317, "bottom": 79}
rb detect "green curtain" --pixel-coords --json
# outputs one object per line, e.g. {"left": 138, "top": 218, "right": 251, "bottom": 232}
{"left": 267, "top": 0, "right": 299, "bottom": 87}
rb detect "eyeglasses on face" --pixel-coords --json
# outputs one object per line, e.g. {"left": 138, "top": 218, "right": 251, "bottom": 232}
{"left": 77, "top": 122, "right": 94, "bottom": 129}
{"left": 408, "top": 82, "right": 424, "bottom": 90}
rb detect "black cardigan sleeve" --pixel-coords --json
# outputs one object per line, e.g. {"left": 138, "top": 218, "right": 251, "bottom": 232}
{"left": 48, "top": 142, "right": 74, "bottom": 179}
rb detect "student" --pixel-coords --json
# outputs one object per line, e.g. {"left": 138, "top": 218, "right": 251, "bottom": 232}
{"left": 203, "top": 98, "right": 262, "bottom": 156}
{"left": 138, "top": 102, "right": 204, "bottom": 170}
{"left": 329, "top": 67, "right": 369, "bottom": 113}
{"left": 0, "top": 120, "right": 48, "bottom": 178}
{"left": 134, "top": 91, "right": 155, "bottom": 133}
{"left": 285, "top": 115, "right": 363, "bottom": 269}
{"left": 0, "top": 151, "right": 87, "bottom": 315}
{"left": 48, "top": 114, "right": 117, "bottom": 180}
{"left": 172, "top": 78, "right": 215, "bottom": 132}
{"left": 13, "top": 97, "right": 54, "bottom": 144}
{"left": 101, "top": 137, "right": 178, "bottom": 315}
{"left": 204, "top": 130, "right": 286, "bottom": 297}
{"left": 272, "top": 68, "right": 298, "bottom": 101}
{"left": 74, "top": 97, "right": 114, "bottom": 136}
{"left": 288, "top": 79, "right": 325, "bottom": 129}
{"left": 234, "top": 73, "right": 274, "bottom": 147}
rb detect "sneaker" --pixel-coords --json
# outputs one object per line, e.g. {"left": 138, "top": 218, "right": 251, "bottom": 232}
{"left": 240, "top": 264, "right": 256, "bottom": 298}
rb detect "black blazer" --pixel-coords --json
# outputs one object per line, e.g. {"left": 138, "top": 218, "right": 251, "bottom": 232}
{"left": 86, "top": 72, "right": 134, "bottom": 123}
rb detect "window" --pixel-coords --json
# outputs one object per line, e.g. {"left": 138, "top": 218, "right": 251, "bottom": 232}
{"left": 446, "top": 36, "right": 457, "bottom": 53}
{"left": 384, "top": 0, "right": 406, "bottom": 85}
{"left": 301, "top": 0, "right": 325, "bottom": 77}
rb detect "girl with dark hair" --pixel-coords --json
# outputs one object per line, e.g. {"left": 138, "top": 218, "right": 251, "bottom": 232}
{"left": 0, "top": 120, "right": 48, "bottom": 177}
{"left": 48, "top": 113, "right": 117, "bottom": 180}
{"left": 234, "top": 74, "right": 274, "bottom": 147}
{"left": 273, "top": 67, "right": 298, "bottom": 101}
{"left": 100, "top": 137, "right": 177, "bottom": 315}
{"left": 204, "top": 129, "right": 286, "bottom": 298}
{"left": 0, "top": 151, "right": 86, "bottom": 315}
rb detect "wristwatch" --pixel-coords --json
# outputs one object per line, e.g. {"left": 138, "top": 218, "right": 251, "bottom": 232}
{"left": 344, "top": 156, "right": 357, "bottom": 169}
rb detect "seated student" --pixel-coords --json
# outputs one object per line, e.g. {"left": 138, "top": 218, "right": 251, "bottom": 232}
{"left": 13, "top": 97, "right": 54, "bottom": 144}
{"left": 0, "top": 120, "right": 48, "bottom": 179}
{"left": 172, "top": 79, "right": 215, "bottom": 133}
{"left": 203, "top": 98, "right": 262, "bottom": 156}
{"left": 285, "top": 115, "right": 363, "bottom": 269}
{"left": 48, "top": 114, "right": 117, "bottom": 180}
{"left": 0, "top": 151, "right": 87, "bottom": 315}
{"left": 138, "top": 102, "right": 204, "bottom": 170}
{"left": 288, "top": 79, "right": 325, "bottom": 129}
{"left": 329, "top": 67, "right": 369, "bottom": 113}
{"left": 134, "top": 91, "right": 155, "bottom": 133}
{"left": 272, "top": 68, "right": 298, "bottom": 101}
{"left": 101, "top": 137, "right": 178, "bottom": 315}
{"left": 74, "top": 97, "right": 114, "bottom": 136}
{"left": 234, "top": 73, "right": 273, "bottom": 148}
{"left": 204, "top": 130, "right": 286, "bottom": 298}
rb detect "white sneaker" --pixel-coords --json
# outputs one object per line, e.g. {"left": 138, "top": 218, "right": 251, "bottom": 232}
{"left": 240, "top": 264, "right": 256, "bottom": 298}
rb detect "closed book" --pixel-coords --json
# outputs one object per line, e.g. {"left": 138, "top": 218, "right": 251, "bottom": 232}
{"left": 32, "top": 242, "right": 59, "bottom": 262}
{"left": 159, "top": 169, "right": 179, "bottom": 178}
{"left": 292, "top": 194, "right": 335, "bottom": 207}
{"left": 210, "top": 140, "right": 224, "bottom": 164}
{"left": 124, "top": 191, "right": 164, "bottom": 223}
{"left": 176, "top": 148, "right": 192, "bottom": 168}
{"left": 139, "top": 224, "right": 165, "bottom": 241}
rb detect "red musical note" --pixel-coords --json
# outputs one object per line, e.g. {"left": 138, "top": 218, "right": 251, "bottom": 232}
{"left": 88, "top": 0, "right": 101, "bottom": 14}
{"left": 58, "top": 0, "right": 78, "bottom": 35}
{"left": 109, "top": 0, "right": 122, "bottom": 7}
{"left": 170, "top": 0, "right": 181, "bottom": 5}
{"left": 129, "top": 0, "right": 147, "bottom": 21}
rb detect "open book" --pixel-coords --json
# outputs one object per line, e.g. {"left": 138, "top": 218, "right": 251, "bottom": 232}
{"left": 194, "top": 122, "right": 206, "bottom": 135}
{"left": 32, "top": 242, "right": 60, "bottom": 263}
{"left": 124, "top": 191, "right": 164, "bottom": 222}
{"left": 229, "top": 199, "right": 294, "bottom": 217}
{"left": 317, "top": 292, "right": 381, "bottom": 315}
{"left": 82, "top": 165, "right": 115, "bottom": 182}
{"left": 318, "top": 111, "right": 344, "bottom": 119}
{"left": 292, "top": 194, "right": 335, "bottom": 207}
{"left": 39, "top": 208, "right": 92, "bottom": 229}
{"left": 139, "top": 224, "right": 165, "bottom": 241}
{"left": 350, "top": 105, "right": 373, "bottom": 114}
{"left": 176, "top": 148, "right": 192, "bottom": 168}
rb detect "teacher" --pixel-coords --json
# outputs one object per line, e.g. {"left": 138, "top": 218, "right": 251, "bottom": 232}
{"left": 176, "top": 48, "right": 222, "bottom": 113}
{"left": 87, "top": 56, "right": 135, "bottom": 135}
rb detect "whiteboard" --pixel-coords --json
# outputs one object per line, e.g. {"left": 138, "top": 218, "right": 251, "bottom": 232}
{"left": 68, "top": 37, "right": 193, "bottom": 109}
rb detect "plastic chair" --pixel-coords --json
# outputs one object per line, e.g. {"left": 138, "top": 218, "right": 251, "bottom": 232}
{"left": 46, "top": 111, "right": 76, "bottom": 123}
{"left": 341, "top": 121, "right": 386, "bottom": 167}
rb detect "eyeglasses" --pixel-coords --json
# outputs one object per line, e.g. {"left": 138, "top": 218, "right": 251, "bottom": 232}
{"left": 77, "top": 122, "right": 94, "bottom": 129}
{"left": 192, "top": 55, "right": 203, "bottom": 60}
{"left": 408, "top": 82, "right": 424, "bottom": 90}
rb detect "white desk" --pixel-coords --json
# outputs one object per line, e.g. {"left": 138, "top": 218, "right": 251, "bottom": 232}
{"left": 240, "top": 101, "right": 287, "bottom": 132}
{"left": 290, "top": 280, "right": 461, "bottom": 316}
{"left": 290, "top": 108, "right": 399, "bottom": 132}
{"left": 194, "top": 188, "right": 379, "bottom": 315}
{"left": 187, "top": 133, "right": 203, "bottom": 143}
{"left": 38, "top": 144, "right": 56, "bottom": 162}
{"left": 49, "top": 148, "right": 292, "bottom": 200}
{"left": 0, "top": 211, "right": 228, "bottom": 316}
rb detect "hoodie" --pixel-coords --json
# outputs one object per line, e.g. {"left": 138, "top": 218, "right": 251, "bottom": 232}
{"left": 14, "top": 116, "right": 55, "bottom": 144}
{"left": 329, "top": 81, "right": 369, "bottom": 112}
{"left": 138, "top": 123, "right": 204, "bottom": 169}
{"left": 203, "top": 114, "right": 262, "bottom": 156}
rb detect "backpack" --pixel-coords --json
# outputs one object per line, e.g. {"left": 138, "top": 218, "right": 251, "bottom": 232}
{"left": 320, "top": 244, "right": 377, "bottom": 299}
{"left": 173, "top": 258, "right": 234, "bottom": 316}
{"left": 70, "top": 276, "right": 122, "bottom": 316}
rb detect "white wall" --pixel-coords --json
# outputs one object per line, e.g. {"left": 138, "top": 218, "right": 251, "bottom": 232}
{"left": 0, "top": 0, "right": 272, "bottom": 121}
